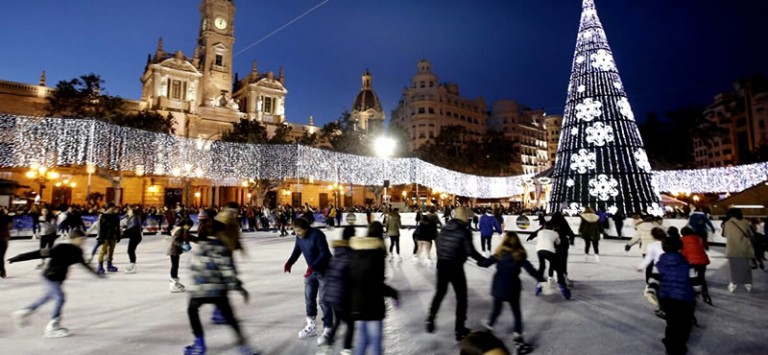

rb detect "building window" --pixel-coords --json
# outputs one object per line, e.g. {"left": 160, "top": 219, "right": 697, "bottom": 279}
{"left": 429, "top": 81, "right": 434, "bottom": 87}
{"left": 215, "top": 54, "right": 223, "bottom": 67}
{"left": 418, "top": 107, "right": 425, "bottom": 114}
{"left": 428, "top": 107, "right": 435, "bottom": 114}
{"left": 429, "top": 131, "right": 434, "bottom": 138}
{"left": 170, "top": 80, "right": 185, "bottom": 100}
{"left": 262, "top": 96, "right": 274, "bottom": 114}
{"left": 420, "top": 81, "right": 425, "bottom": 88}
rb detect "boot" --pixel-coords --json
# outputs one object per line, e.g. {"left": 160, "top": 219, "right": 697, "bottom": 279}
{"left": 183, "top": 337, "right": 206, "bottom": 355}
{"left": 97, "top": 263, "right": 106, "bottom": 275}
{"left": 513, "top": 333, "right": 533, "bottom": 355}
{"left": 107, "top": 262, "right": 118, "bottom": 272}
{"left": 297, "top": 317, "right": 317, "bottom": 339}
{"left": 728, "top": 283, "right": 737, "bottom": 293}
{"left": 425, "top": 314, "right": 436, "bottom": 333}
{"left": 124, "top": 263, "right": 136, "bottom": 274}
{"left": 535, "top": 282, "right": 544, "bottom": 296}
{"left": 316, "top": 328, "right": 332, "bottom": 345}
{"left": 12, "top": 308, "right": 32, "bottom": 329}
{"left": 559, "top": 284, "right": 572, "bottom": 300}
{"left": 170, "top": 278, "right": 186, "bottom": 293}
{"left": 44, "top": 317, "right": 69, "bottom": 338}
{"left": 745, "top": 284, "right": 752, "bottom": 292}
{"left": 454, "top": 326, "right": 470, "bottom": 341}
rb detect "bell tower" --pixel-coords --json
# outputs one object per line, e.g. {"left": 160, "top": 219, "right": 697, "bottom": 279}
{"left": 196, "top": 0, "right": 236, "bottom": 106}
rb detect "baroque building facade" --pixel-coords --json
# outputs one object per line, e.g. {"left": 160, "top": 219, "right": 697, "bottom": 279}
{"left": 487, "top": 100, "right": 549, "bottom": 175}
{"left": 350, "top": 69, "right": 385, "bottom": 133}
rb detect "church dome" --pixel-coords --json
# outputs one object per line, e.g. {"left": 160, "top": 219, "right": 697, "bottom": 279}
{"left": 352, "top": 69, "right": 383, "bottom": 113}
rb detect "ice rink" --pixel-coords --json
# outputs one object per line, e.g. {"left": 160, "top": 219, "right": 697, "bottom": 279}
{"left": 1, "top": 228, "right": 765, "bottom": 355}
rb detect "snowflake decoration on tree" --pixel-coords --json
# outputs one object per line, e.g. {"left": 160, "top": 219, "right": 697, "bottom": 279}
{"left": 570, "top": 149, "right": 596, "bottom": 174}
{"left": 585, "top": 122, "right": 615, "bottom": 146}
{"left": 577, "top": 85, "right": 586, "bottom": 93}
{"left": 591, "top": 49, "right": 616, "bottom": 71}
{"left": 647, "top": 203, "right": 664, "bottom": 217}
{"left": 576, "top": 55, "right": 586, "bottom": 64}
{"left": 613, "top": 81, "right": 622, "bottom": 89}
{"left": 607, "top": 205, "right": 619, "bottom": 214}
{"left": 564, "top": 202, "right": 582, "bottom": 216}
{"left": 588, "top": 174, "right": 619, "bottom": 201}
{"left": 566, "top": 178, "right": 575, "bottom": 187}
{"left": 617, "top": 97, "right": 634, "bottom": 121}
{"left": 634, "top": 148, "right": 652, "bottom": 172}
{"left": 575, "top": 98, "right": 602, "bottom": 122}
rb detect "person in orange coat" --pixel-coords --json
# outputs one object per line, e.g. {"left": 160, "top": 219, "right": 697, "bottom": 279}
{"left": 680, "top": 226, "right": 711, "bottom": 305}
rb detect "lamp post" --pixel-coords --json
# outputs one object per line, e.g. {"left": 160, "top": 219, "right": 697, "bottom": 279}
{"left": 25, "top": 164, "right": 60, "bottom": 204}
{"left": 374, "top": 136, "right": 396, "bottom": 206}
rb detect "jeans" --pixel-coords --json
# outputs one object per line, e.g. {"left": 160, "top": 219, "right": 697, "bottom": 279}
{"left": 488, "top": 295, "right": 522, "bottom": 334}
{"left": 389, "top": 235, "right": 400, "bottom": 255}
{"left": 354, "top": 320, "right": 383, "bottom": 355}
{"left": 127, "top": 236, "right": 142, "bottom": 263}
{"left": 429, "top": 261, "right": 468, "bottom": 331}
{"left": 91, "top": 239, "right": 104, "bottom": 258}
{"left": 305, "top": 272, "right": 333, "bottom": 328}
{"left": 170, "top": 255, "right": 180, "bottom": 279}
{"left": 480, "top": 235, "right": 492, "bottom": 252}
{"left": 188, "top": 296, "right": 244, "bottom": 345}
{"left": 28, "top": 278, "right": 65, "bottom": 319}
{"left": 98, "top": 239, "right": 116, "bottom": 263}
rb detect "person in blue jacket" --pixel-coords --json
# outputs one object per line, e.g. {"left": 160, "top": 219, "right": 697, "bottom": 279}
{"left": 687, "top": 207, "right": 715, "bottom": 249}
{"left": 479, "top": 208, "right": 503, "bottom": 257}
{"left": 284, "top": 217, "right": 333, "bottom": 342}
{"left": 656, "top": 237, "right": 697, "bottom": 355}
{"left": 479, "top": 232, "right": 543, "bottom": 355}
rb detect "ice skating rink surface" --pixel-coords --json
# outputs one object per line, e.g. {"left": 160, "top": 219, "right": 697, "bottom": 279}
{"left": 1, "top": 228, "right": 765, "bottom": 354}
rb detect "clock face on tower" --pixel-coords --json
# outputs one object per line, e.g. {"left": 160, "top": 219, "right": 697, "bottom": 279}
{"left": 214, "top": 17, "right": 227, "bottom": 30}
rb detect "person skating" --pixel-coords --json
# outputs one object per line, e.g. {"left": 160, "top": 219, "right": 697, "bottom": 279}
{"left": 168, "top": 218, "right": 194, "bottom": 293}
{"left": 656, "top": 238, "right": 697, "bottom": 355}
{"left": 413, "top": 209, "right": 439, "bottom": 266}
{"left": 183, "top": 217, "right": 258, "bottom": 355}
{"left": 479, "top": 232, "right": 544, "bottom": 354}
{"left": 36, "top": 207, "right": 58, "bottom": 269}
{"left": 636, "top": 227, "right": 667, "bottom": 317}
{"left": 210, "top": 203, "right": 247, "bottom": 325}
{"left": 348, "top": 222, "right": 400, "bottom": 355}
{"left": 680, "top": 226, "right": 712, "bottom": 305}
{"left": 283, "top": 217, "right": 333, "bottom": 340}
{"left": 479, "top": 208, "right": 502, "bottom": 258}
{"left": 10, "top": 229, "right": 103, "bottom": 338}
{"left": 385, "top": 208, "right": 402, "bottom": 262}
{"left": 722, "top": 208, "right": 755, "bottom": 293}
{"left": 549, "top": 212, "right": 577, "bottom": 287}
{"left": 425, "top": 207, "right": 488, "bottom": 341}
{"left": 687, "top": 207, "right": 715, "bottom": 249}
{"left": 318, "top": 226, "right": 356, "bottom": 354}
{"left": 122, "top": 206, "right": 142, "bottom": 274}
{"left": 528, "top": 221, "right": 570, "bottom": 299}
{"left": 626, "top": 215, "right": 662, "bottom": 281}
{"left": 0, "top": 207, "right": 12, "bottom": 278}
{"left": 96, "top": 203, "right": 121, "bottom": 274}
{"left": 579, "top": 207, "right": 602, "bottom": 263}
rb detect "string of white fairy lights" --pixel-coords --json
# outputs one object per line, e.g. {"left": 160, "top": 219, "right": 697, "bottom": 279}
{"left": 1, "top": 115, "right": 765, "bottom": 198}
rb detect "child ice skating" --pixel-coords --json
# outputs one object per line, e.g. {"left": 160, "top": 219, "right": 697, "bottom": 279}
{"left": 10, "top": 229, "right": 103, "bottom": 338}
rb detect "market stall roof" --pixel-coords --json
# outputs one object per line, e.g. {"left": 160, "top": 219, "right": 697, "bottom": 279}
{"left": 711, "top": 180, "right": 768, "bottom": 216}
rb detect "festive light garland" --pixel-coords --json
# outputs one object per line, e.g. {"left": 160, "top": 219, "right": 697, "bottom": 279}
{"left": 0, "top": 114, "right": 764, "bottom": 200}
{"left": 549, "top": 0, "right": 659, "bottom": 214}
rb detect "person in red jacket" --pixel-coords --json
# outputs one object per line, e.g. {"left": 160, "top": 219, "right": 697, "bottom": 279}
{"left": 680, "top": 226, "right": 711, "bottom": 305}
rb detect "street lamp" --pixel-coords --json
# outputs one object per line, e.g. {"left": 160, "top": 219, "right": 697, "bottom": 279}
{"left": 26, "top": 164, "right": 60, "bottom": 203}
{"left": 374, "top": 136, "right": 396, "bottom": 206}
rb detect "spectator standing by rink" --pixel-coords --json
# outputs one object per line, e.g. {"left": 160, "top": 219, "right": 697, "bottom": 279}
{"left": 426, "top": 207, "right": 488, "bottom": 341}
{"left": 11, "top": 229, "right": 103, "bottom": 338}
{"left": 479, "top": 208, "right": 502, "bottom": 258}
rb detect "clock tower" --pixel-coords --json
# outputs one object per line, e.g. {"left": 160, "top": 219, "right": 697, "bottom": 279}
{"left": 196, "top": 0, "right": 235, "bottom": 106}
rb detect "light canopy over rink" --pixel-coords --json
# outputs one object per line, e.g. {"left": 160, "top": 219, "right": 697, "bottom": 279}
{"left": 1, "top": 115, "right": 768, "bottom": 199}
{"left": 1, "top": 230, "right": 765, "bottom": 354}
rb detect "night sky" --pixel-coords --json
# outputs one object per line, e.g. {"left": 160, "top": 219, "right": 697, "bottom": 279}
{"left": 1, "top": 0, "right": 766, "bottom": 127}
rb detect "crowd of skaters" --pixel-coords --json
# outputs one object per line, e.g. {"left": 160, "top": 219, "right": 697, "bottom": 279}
{"left": 0, "top": 199, "right": 766, "bottom": 355}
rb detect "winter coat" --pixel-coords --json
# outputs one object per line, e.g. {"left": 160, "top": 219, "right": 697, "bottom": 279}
{"left": 578, "top": 213, "right": 601, "bottom": 241}
{"left": 479, "top": 213, "right": 502, "bottom": 237}
{"left": 167, "top": 227, "right": 187, "bottom": 256}
{"left": 488, "top": 253, "right": 540, "bottom": 300}
{"left": 123, "top": 215, "right": 142, "bottom": 239}
{"left": 349, "top": 236, "right": 398, "bottom": 321}
{"left": 687, "top": 211, "right": 715, "bottom": 234}
{"left": 414, "top": 218, "right": 438, "bottom": 242}
{"left": 638, "top": 242, "right": 663, "bottom": 269}
{"left": 628, "top": 221, "right": 660, "bottom": 255}
{"left": 681, "top": 234, "right": 710, "bottom": 265}
{"left": 9, "top": 243, "right": 94, "bottom": 282}
{"left": 97, "top": 213, "right": 121, "bottom": 241}
{"left": 39, "top": 218, "right": 57, "bottom": 236}
{"left": 385, "top": 214, "right": 402, "bottom": 236}
{"left": 435, "top": 219, "right": 484, "bottom": 264}
{"left": 286, "top": 227, "right": 331, "bottom": 273}
{"left": 535, "top": 229, "right": 560, "bottom": 253}
{"left": 59, "top": 211, "right": 85, "bottom": 232}
{"left": 723, "top": 218, "right": 755, "bottom": 259}
{"left": 0, "top": 213, "right": 11, "bottom": 241}
{"left": 656, "top": 252, "right": 695, "bottom": 303}
{"left": 188, "top": 238, "right": 238, "bottom": 299}
{"left": 323, "top": 240, "right": 352, "bottom": 306}
{"left": 214, "top": 210, "right": 243, "bottom": 252}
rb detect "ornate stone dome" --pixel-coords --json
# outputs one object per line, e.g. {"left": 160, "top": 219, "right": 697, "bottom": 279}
{"left": 352, "top": 69, "right": 383, "bottom": 113}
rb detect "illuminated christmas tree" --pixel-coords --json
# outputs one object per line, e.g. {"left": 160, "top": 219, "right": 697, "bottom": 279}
{"left": 549, "top": 0, "right": 660, "bottom": 215}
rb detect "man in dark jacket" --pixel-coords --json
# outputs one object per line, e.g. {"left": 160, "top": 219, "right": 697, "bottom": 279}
{"left": 426, "top": 206, "right": 488, "bottom": 341}
{"left": 96, "top": 203, "right": 121, "bottom": 274}
{"left": 320, "top": 226, "right": 356, "bottom": 352}
{"left": 284, "top": 217, "right": 333, "bottom": 342}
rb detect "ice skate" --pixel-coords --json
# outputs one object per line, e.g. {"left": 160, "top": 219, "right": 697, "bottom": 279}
{"left": 316, "top": 328, "right": 332, "bottom": 345}
{"left": 565, "top": 275, "right": 575, "bottom": 288}
{"left": 644, "top": 291, "right": 658, "bottom": 306}
{"left": 559, "top": 284, "right": 572, "bottom": 300}
{"left": 339, "top": 349, "right": 352, "bottom": 355}
{"left": 513, "top": 333, "right": 533, "bottom": 355}
{"left": 170, "top": 278, "right": 186, "bottom": 293}
{"left": 728, "top": 283, "right": 737, "bottom": 293}
{"left": 425, "top": 314, "right": 435, "bottom": 333}
{"left": 43, "top": 318, "right": 69, "bottom": 338}
{"left": 106, "top": 262, "right": 118, "bottom": 272}
{"left": 547, "top": 276, "right": 555, "bottom": 285}
{"left": 297, "top": 317, "right": 317, "bottom": 339}
{"left": 96, "top": 263, "right": 105, "bottom": 275}
{"left": 535, "top": 282, "right": 544, "bottom": 296}
{"left": 745, "top": 284, "right": 752, "bottom": 292}
{"left": 124, "top": 263, "right": 137, "bottom": 274}
{"left": 183, "top": 337, "right": 206, "bottom": 355}
{"left": 12, "top": 308, "right": 32, "bottom": 329}
{"left": 594, "top": 255, "right": 600, "bottom": 263}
